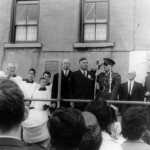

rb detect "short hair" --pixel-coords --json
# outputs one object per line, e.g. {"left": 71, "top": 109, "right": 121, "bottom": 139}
{"left": 49, "top": 108, "right": 86, "bottom": 150}
{"left": 85, "top": 99, "right": 117, "bottom": 131}
{"left": 0, "top": 79, "right": 24, "bottom": 132}
{"left": 43, "top": 71, "right": 51, "bottom": 78}
{"left": 79, "top": 111, "right": 102, "bottom": 150}
{"left": 28, "top": 68, "right": 36, "bottom": 75}
{"left": 79, "top": 57, "right": 87, "bottom": 63}
{"left": 121, "top": 106, "right": 146, "bottom": 140}
{"left": 7, "top": 62, "right": 16, "bottom": 69}
{"left": 39, "top": 77, "right": 47, "bottom": 82}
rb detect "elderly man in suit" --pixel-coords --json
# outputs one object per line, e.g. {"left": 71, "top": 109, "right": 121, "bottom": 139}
{"left": 69, "top": 57, "right": 95, "bottom": 111}
{"left": 7, "top": 62, "right": 23, "bottom": 87}
{"left": 119, "top": 70, "right": 144, "bottom": 115}
{"left": 52, "top": 58, "right": 72, "bottom": 108}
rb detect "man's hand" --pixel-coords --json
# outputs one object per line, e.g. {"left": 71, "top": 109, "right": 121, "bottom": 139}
{"left": 70, "top": 102, "right": 74, "bottom": 108}
{"left": 145, "top": 92, "right": 150, "bottom": 96}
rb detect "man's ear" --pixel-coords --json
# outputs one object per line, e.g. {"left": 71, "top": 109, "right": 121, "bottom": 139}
{"left": 23, "top": 106, "right": 29, "bottom": 121}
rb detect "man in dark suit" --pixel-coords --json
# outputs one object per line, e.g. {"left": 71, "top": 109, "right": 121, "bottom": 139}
{"left": 0, "top": 79, "right": 29, "bottom": 150}
{"left": 52, "top": 58, "right": 72, "bottom": 108}
{"left": 69, "top": 57, "right": 95, "bottom": 111}
{"left": 119, "top": 70, "right": 144, "bottom": 115}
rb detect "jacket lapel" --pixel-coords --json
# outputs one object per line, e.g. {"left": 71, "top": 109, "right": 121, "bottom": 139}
{"left": 131, "top": 81, "right": 136, "bottom": 96}
{"left": 125, "top": 82, "right": 128, "bottom": 96}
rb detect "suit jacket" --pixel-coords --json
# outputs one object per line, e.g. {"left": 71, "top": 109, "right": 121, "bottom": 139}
{"left": 69, "top": 70, "right": 95, "bottom": 100}
{"left": 0, "top": 138, "right": 28, "bottom": 150}
{"left": 119, "top": 81, "right": 144, "bottom": 114}
{"left": 52, "top": 70, "right": 72, "bottom": 99}
{"left": 119, "top": 81, "right": 144, "bottom": 101}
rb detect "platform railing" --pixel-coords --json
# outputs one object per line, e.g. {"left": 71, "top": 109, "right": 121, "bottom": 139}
{"left": 24, "top": 98, "right": 150, "bottom": 106}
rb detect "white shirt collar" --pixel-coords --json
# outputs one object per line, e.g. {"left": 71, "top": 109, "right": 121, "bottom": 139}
{"left": 128, "top": 80, "right": 134, "bottom": 95}
{"left": 63, "top": 70, "right": 69, "bottom": 75}
{"left": 102, "top": 131, "right": 114, "bottom": 141}
{"left": 80, "top": 70, "right": 87, "bottom": 74}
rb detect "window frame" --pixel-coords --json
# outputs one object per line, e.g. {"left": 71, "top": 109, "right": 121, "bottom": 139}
{"left": 10, "top": 0, "right": 40, "bottom": 43}
{"left": 81, "top": 0, "right": 110, "bottom": 43}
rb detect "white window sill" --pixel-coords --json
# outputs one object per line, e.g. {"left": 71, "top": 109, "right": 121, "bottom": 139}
{"left": 3, "top": 43, "right": 42, "bottom": 48}
{"left": 74, "top": 42, "right": 114, "bottom": 48}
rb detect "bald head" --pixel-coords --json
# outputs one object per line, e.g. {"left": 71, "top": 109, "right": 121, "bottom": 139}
{"left": 127, "top": 70, "right": 136, "bottom": 81}
{"left": 62, "top": 59, "right": 70, "bottom": 70}
{"left": 7, "top": 63, "right": 16, "bottom": 76}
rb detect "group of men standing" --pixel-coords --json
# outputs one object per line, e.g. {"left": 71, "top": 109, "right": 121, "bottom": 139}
{"left": 2, "top": 57, "right": 148, "bottom": 114}
{"left": 51, "top": 57, "right": 147, "bottom": 114}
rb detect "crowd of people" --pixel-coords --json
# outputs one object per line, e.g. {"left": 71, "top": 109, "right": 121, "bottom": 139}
{"left": 0, "top": 78, "right": 150, "bottom": 150}
{"left": 0, "top": 58, "right": 150, "bottom": 149}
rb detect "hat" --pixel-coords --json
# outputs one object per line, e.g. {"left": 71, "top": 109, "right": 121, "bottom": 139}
{"left": 104, "top": 58, "right": 115, "bottom": 66}
{"left": 82, "top": 111, "right": 101, "bottom": 143}
{"left": 22, "top": 109, "right": 50, "bottom": 144}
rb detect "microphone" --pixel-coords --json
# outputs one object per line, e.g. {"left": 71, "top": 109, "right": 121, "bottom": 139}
{"left": 96, "top": 59, "right": 99, "bottom": 66}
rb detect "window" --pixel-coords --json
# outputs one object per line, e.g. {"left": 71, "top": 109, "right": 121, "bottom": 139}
{"left": 11, "top": 0, "right": 39, "bottom": 43}
{"left": 81, "top": 0, "right": 109, "bottom": 42}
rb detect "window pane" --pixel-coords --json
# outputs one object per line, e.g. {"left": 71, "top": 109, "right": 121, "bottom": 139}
{"left": 16, "top": 5, "right": 27, "bottom": 25}
{"left": 27, "top": 5, "right": 38, "bottom": 24}
{"left": 96, "top": 24, "right": 107, "bottom": 40}
{"left": 84, "top": 24, "right": 95, "bottom": 40}
{"left": 96, "top": 2, "right": 107, "bottom": 22}
{"left": 15, "top": 26, "right": 26, "bottom": 41}
{"left": 27, "top": 26, "right": 37, "bottom": 41}
{"left": 84, "top": 3, "right": 95, "bottom": 23}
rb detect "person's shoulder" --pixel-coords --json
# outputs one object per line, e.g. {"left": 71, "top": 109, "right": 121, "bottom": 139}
{"left": 72, "top": 70, "right": 80, "bottom": 75}
{"left": 134, "top": 81, "right": 143, "bottom": 86}
{"left": 54, "top": 73, "right": 59, "bottom": 77}
{"left": 97, "top": 72, "right": 105, "bottom": 78}
{"left": 112, "top": 72, "right": 121, "bottom": 78}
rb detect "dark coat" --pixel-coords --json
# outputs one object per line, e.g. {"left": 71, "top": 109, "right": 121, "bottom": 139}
{"left": 144, "top": 75, "right": 150, "bottom": 131}
{"left": 0, "top": 138, "right": 28, "bottom": 150}
{"left": 96, "top": 72, "right": 121, "bottom": 100}
{"left": 69, "top": 70, "right": 95, "bottom": 110}
{"left": 52, "top": 70, "right": 72, "bottom": 107}
{"left": 119, "top": 81, "right": 144, "bottom": 114}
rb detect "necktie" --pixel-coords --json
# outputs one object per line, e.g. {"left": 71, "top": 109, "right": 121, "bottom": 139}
{"left": 128, "top": 81, "right": 132, "bottom": 95}
{"left": 65, "top": 71, "right": 68, "bottom": 77}
{"left": 84, "top": 71, "right": 86, "bottom": 78}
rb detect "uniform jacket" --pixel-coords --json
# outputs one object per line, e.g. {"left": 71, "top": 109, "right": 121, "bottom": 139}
{"left": 69, "top": 70, "right": 95, "bottom": 100}
{"left": 97, "top": 72, "right": 121, "bottom": 100}
{"left": 0, "top": 138, "right": 28, "bottom": 150}
{"left": 52, "top": 70, "right": 72, "bottom": 99}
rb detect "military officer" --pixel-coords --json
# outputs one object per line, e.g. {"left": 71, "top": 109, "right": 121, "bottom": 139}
{"left": 96, "top": 58, "right": 121, "bottom": 100}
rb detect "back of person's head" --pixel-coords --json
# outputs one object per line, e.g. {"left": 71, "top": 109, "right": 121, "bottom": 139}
{"left": 79, "top": 111, "right": 102, "bottom": 150}
{"left": 22, "top": 109, "right": 50, "bottom": 146}
{"left": 49, "top": 108, "right": 86, "bottom": 150}
{"left": 0, "top": 79, "right": 25, "bottom": 132}
{"left": 121, "top": 106, "right": 146, "bottom": 140}
{"left": 85, "top": 98, "right": 117, "bottom": 131}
